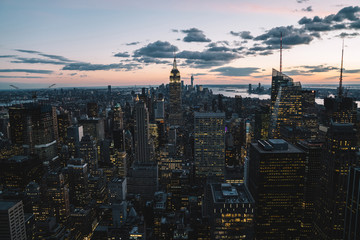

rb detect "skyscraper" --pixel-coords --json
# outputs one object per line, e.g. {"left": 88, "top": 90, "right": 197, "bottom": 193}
{"left": 169, "top": 56, "right": 182, "bottom": 126}
{"left": 269, "top": 70, "right": 303, "bottom": 138}
{"left": 194, "top": 112, "right": 225, "bottom": 182}
{"left": 0, "top": 200, "right": 27, "bottom": 240}
{"left": 314, "top": 122, "right": 358, "bottom": 239}
{"left": 135, "top": 101, "right": 150, "bottom": 163}
{"left": 343, "top": 166, "right": 360, "bottom": 240}
{"left": 248, "top": 139, "right": 305, "bottom": 239}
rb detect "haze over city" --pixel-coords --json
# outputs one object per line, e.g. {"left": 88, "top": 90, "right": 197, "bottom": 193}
{"left": 0, "top": 0, "right": 360, "bottom": 89}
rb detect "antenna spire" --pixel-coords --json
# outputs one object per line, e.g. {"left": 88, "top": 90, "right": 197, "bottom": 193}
{"left": 280, "top": 32, "right": 283, "bottom": 73}
{"left": 338, "top": 39, "right": 344, "bottom": 98}
{"left": 172, "top": 47, "right": 177, "bottom": 70}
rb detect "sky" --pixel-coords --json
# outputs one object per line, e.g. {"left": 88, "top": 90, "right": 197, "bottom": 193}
{"left": 0, "top": 0, "right": 359, "bottom": 89}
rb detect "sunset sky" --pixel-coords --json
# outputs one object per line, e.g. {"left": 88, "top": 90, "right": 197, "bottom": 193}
{"left": 0, "top": 0, "right": 359, "bottom": 89}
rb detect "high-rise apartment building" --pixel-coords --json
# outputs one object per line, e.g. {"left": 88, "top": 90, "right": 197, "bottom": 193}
{"left": 194, "top": 112, "right": 225, "bottom": 181}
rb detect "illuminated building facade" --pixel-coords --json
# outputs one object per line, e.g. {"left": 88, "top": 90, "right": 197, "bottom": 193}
{"left": 194, "top": 112, "right": 225, "bottom": 181}
{"left": 314, "top": 123, "right": 358, "bottom": 240}
{"left": 248, "top": 139, "right": 305, "bottom": 239}
{"left": 344, "top": 167, "right": 360, "bottom": 240}
{"left": 78, "top": 118, "right": 105, "bottom": 141}
{"left": 79, "top": 134, "right": 98, "bottom": 173}
{"left": 254, "top": 105, "right": 270, "bottom": 140}
{"left": 67, "top": 158, "right": 90, "bottom": 208}
{"left": 169, "top": 57, "right": 182, "bottom": 126}
{"left": 204, "top": 183, "right": 254, "bottom": 239}
{"left": 87, "top": 102, "right": 98, "bottom": 118}
{"left": 9, "top": 104, "right": 59, "bottom": 162}
{"left": 324, "top": 96, "right": 357, "bottom": 125}
{"left": 113, "top": 103, "right": 124, "bottom": 130}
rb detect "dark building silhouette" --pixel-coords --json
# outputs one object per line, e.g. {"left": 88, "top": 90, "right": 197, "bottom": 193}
{"left": 134, "top": 101, "right": 150, "bottom": 163}
{"left": 344, "top": 166, "right": 360, "bottom": 240}
{"left": 87, "top": 102, "right": 98, "bottom": 118}
{"left": 314, "top": 122, "right": 358, "bottom": 239}
{"left": 297, "top": 140, "right": 324, "bottom": 238}
{"left": 249, "top": 139, "right": 305, "bottom": 239}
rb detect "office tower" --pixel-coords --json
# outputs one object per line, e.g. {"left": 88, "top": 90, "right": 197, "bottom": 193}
{"left": 194, "top": 112, "right": 225, "bottom": 181}
{"left": 108, "top": 177, "right": 127, "bottom": 202}
{"left": 204, "top": 183, "right": 254, "bottom": 239}
{"left": 67, "top": 158, "right": 90, "bottom": 208}
{"left": 191, "top": 74, "right": 194, "bottom": 87}
{"left": 135, "top": 101, "right": 150, "bottom": 163}
{"left": 270, "top": 79, "right": 303, "bottom": 138}
{"left": 57, "top": 111, "right": 71, "bottom": 145}
{"left": 248, "top": 139, "right": 305, "bottom": 239}
{"left": 0, "top": 155, "right": 42, "bottom": 190}
{"left": 154, "top": 96, "right": 165, "bottom": 121}
{"left": 169, "top": 56, "right": 182, "bottom": 126}
{"left": 324, "top": 96, "right": 357, "bottom": 124}
{"left": 248, "top": 84, "right": 252, "bottom": 93}
{"left": 270, "top": 69, "right": 293, "bottom": 105}
{"left": 302, "top": 89, "right": 316, "bottom": 113}
{"left": 79, "top": 135, "right": 98, "bottom": 173}
{"left": 66, "top": 125, "right": 83, "bottom": 158}
{"left": 0, "top": 200, "right": 27, "bottom": 240}
{"left": 314, "top": 123, "right": 358, "bottom": 239}
{"left": 324, "top": 43, "right": 357, "bottom": 125}
{"left": 9, "top": 103, "right": 58, "bottom": 162}
{"left": 296, "top": 140, "right": 324, "bottom": 238}
{"left": 78, "top": 118, "right": 105, "bottom": 141}
{"left": 88, "top": 169, "right": 108, "bottom": 205}
{"left": 344, "top": 167, "right": 360, "bottom": 240}
{"left": 254, "top": 105, "right": 270, "bottom": 140}
{"left": 234, "top": 95, "right": 243, "bottom": 116}
{"left": 43, "top": 171, "right": 70, "bottom": 224}
{"left": 108, "top": 85, "right": 111, "bottom": 94}
{"left": 127, "top": 162, "right": 158, "bottom": 201}
{"left": 113, "top": 103, "right": 124, "bottom": 130}
{"left": 87, "top": 102, "right": 98, "bottom": 118}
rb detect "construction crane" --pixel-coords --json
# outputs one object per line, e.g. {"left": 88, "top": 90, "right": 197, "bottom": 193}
{"left": 9, "top": 84, "right": 19, "bottom": 89}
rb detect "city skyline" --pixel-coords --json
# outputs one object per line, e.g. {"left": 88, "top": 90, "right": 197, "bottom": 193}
{"left": 1, "top": 0, "right": 360, "bottom": 89}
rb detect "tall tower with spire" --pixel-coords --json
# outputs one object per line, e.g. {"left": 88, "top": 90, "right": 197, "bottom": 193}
{"left": 169, "top": 56, "right": 182, "bottom": 126}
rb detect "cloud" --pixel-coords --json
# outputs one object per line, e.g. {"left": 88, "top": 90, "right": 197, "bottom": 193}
{"left": 172, "top": 29, "right": 179, "bottom": 32}
{"left": 230, "top": 31, "right": 254, "bottom": 39}
{"left": 134, "top": 41, "right": 178, "bottom": 58}
{"left": 62, "top": 62, "right": 140, "bottom": 71}
{"left": 335, "top": 32, "right": 360, "bottom": 38}
{"left": 126, "top": 42, "right": 140, "bottom": 46}
{"left": 296, "top": 0, "right": 309, "bottom": 3}
{"left": 114, "top": 52, "right": 130, "bottom": 57}
{"left": 300, "top": 65, "right": 338, "bottom": 72}
{"left": 0, "top": 55, "right": 16, "bottom": 58}
{"left": 298, "top": 6, "right": 360, "bottom": 32}
{"left": 69, "top": 73, "right": 77, "bottom": 76}
{"left": 345, "top": 69, "right": 360, "bottom": 73}
{"left": 181, "top": 28, "right": 211, "bottom": 42}
{"left": 301, "top": 6, "right": 313, "bottom": 12}
{"left": 283, "top": 70, "right": 313, "bottom": 76}
{"left": 134, "top": 57, "right": 170, "bottom": 64}
{"left": 210, "top": 67, "right": 261, "bottom": 76}
{"left": 11, "top": 57, "right": 68, "bottom": 65}
{"left": 254, "top": 25, "right": 313, "bottom": 46}
{"left": 0, "top": 69, "right": 53, "bottom": 74}
{"left": 0, "top": 75, "right": 44, "bottom": 78}
{"left": 350, "top": 20, "right": 360, "bottom": 29}
{"left": 38, "top": 54, "right": 74, "bottom": 62}
{"left": 15, "top": 49, "right": 40, "bottom": 54}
